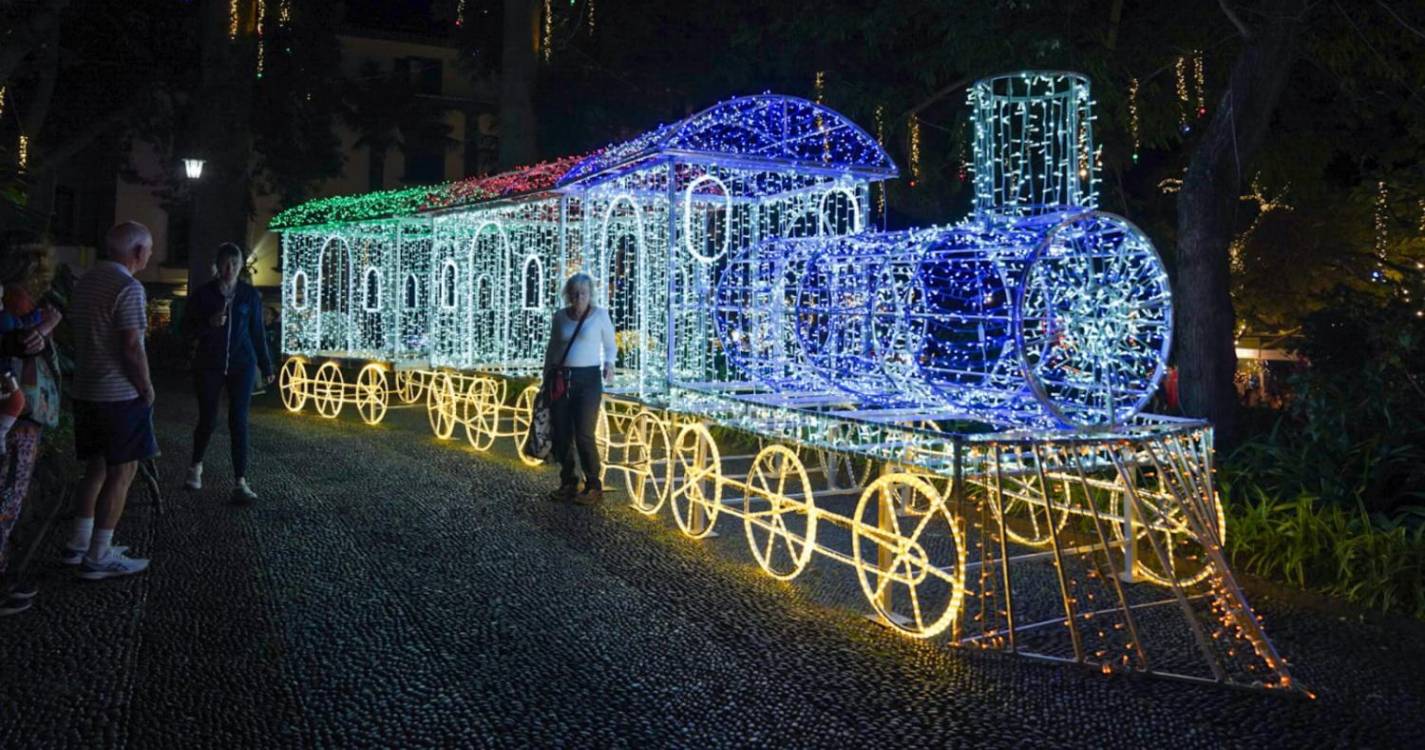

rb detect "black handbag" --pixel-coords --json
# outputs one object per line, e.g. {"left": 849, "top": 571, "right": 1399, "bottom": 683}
{"left": 524, "top": 308, "right": 590, "bottom": 461}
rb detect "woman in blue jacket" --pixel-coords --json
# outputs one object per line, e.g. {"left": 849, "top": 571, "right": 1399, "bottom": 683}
{"left": 182, "top": 243, "right": 274, "bottom": 502}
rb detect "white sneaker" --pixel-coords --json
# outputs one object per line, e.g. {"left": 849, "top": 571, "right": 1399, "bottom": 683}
{"left": 232, "top": 478, "right": 258, "bottom": 503}
{"left": 184, "top": 463, "right": 203, "bottom": 490}
{"left": 61, "top": 544, "right": 127, "bottom": 566}
{"left": 76, "top": 549, "right": 150, "bottom": 580}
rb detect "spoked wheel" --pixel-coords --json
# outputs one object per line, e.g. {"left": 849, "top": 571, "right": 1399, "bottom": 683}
{"left": 852, "top": 473, "right": 968, "bottom": 639}
{"left": 312, "top": 362, "right": 345, "bottom": 419}
{"left": 669, "top": 422, "right": 722, "bottom": 538}
{"left": 279, "top": 357, "right": 308, "bottom": 413}
{"left": 1110, "top": 471, "right": 1225, "bottom": 589}
{"left": 817, "top": 424, "right": 875, "bottom": 493}
{"left": 743, "top": 444, "right": 817, "bottom": 580}
{"left": 513, "top": 384, "right": 543, "bottom": 467}
{"left": 355, "top": 364, "right": 389, "bottom": 425}
{"left": 621, "top": 411, "right": 673, "bottom": 515}
{"left": 395, "top": 370, "right": 425, "bottom": 404}
{"left": 426, "top": 372, "right": 457, "bottom": 440}
{"left": 462, "top": 378, "right": 499, "bottom": 452}
{"left": 596, "top": 401, "right": 612, "bottom": 484}
{"left": 989, "top": 464, "right": 1072, "bottom": 549}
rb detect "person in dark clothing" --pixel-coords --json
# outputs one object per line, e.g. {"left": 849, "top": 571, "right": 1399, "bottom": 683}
{"left": 181, "top": 243, "right": 274, "bottom": 502}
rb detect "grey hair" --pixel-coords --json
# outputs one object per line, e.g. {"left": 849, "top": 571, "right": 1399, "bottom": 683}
{"left": 104, "top": 221, "right": 152, "bottom": 261}
{"left": 563, "top": 272, "right": 594, "bottom": 302}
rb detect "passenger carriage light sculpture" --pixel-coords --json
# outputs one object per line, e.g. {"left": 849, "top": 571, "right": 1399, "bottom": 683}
{"left": 272, "top": 72, "right": 1305, "bottom": 694}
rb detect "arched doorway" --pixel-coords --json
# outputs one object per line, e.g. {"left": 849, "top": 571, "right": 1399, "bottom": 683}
{"left": 317, "top": 237, "right": 353, "bottom": 351}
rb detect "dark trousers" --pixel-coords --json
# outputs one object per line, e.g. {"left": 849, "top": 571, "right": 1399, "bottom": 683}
{"left": 192, "top": 365, "right": 256, "bottom": 478}
{"left": 551, "top": 366, "right": 603, "bottom": 490}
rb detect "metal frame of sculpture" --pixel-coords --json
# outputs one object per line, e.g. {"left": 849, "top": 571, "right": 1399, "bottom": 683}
{"left": 270, "top": 78, "right": 1306, "bottom": 695}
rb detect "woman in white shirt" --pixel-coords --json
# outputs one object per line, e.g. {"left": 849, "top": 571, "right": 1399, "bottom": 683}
{"left": 544, "top": 273, "right": 616, "bottom": 504}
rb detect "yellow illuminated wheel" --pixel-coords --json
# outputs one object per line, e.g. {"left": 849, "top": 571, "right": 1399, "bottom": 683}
{"left": 621, "top": 411, "right": 672, "bottom": 515}
{"left": 669, "top": 422, "right": 722, "bottom": 538}
{"left": 1111, "top": 477, "right": 1226, "bottom": 589}
{"left": 355, "top": 364, "right": 388, "bottom": 425}
{"left": 743, "top": 445, "right": 817, "bottom": 580}
{"left": 990, "top": 467, "right": 1072, "bottom": 549}
{"left": 279, "top": 357, "right": 307, "bottom": 413}
{"left": 312, "top": 362, "right": 345, "bottom": 419}
{"left": 395, "top": 370, "right": 425, "bottom": 403}
{"left": 462, "top": 378, "right": 499, "bottom": 452}
{"left": 426, "top": 372, "right": 457, "bottom": 440}
{"left": 513, "top": 384, "right": 543, "bottom": 467}
{"left": 596, "top": 400, "right": 611, "bottom": 484}
{"left": 852, "top": 473, "right": 967, "bottom": 639}
{"left": 817, "top": 424, "right": 875, "bottom": 493}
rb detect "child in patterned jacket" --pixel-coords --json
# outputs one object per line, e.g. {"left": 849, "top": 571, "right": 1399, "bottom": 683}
{"left": 0, "top": 282, "right": 59, "bottom": 453}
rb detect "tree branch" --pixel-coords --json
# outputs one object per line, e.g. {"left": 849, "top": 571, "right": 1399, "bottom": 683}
{"left": 1219, "top": 0, "right": 1253, "bottom": 39}
{"left": 0, "top": 0, "right": 72, "bottom": 89}
{"left": 1376, "top": 0, "right": 1425, "bottom": 41}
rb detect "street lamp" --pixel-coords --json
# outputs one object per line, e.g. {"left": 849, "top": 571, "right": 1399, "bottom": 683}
{"left": 182, "top": 158, "right": 205, "bottom": 180}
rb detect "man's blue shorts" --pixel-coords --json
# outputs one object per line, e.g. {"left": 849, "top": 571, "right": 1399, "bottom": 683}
{"left": 74, "top": 397, "right": 159, "bottom": 466}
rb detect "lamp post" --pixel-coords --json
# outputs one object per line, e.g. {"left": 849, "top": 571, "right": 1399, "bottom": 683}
{"left": 183, "top": 157, "right": 206, "bottom": 180}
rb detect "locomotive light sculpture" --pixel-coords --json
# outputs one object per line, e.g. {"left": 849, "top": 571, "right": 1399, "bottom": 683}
{"left": 271, "top": 72, "right": 1305, "bottom": 694}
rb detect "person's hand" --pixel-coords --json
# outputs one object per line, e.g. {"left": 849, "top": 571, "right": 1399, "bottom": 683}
{"left": 141, "top": 384, "right": 156, "bottom": 406}
{"left": 265, "top": 372, "right": 276, "bottom": 385}
{"left": 18, "top": 329, "right": 43, "bottom": 356}
{"left": 40, "top": 304, "right": 61, "bottom": 330}
{"left": 602, "top": 364, "right": 614, "bottom": 384}
{"left": 210, "top": 311, "right": 227, "bottom": 326}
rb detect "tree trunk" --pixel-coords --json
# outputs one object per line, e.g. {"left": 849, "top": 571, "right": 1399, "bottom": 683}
{"left": 1174, "top": 2, "right": 1301, "bottom": 446}
{"left": 498, "top": 0, "right": 540, "bottom": 169}
{"left": 188, "top": 0, "right": 255, "bottom": 291}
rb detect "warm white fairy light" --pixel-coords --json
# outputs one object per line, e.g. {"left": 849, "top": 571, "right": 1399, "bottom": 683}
{"left": 229, "top": 0, "right": 241, "bottom": 39}
{"left": 17, "top": 135, "right": 29, "bottom": 169}
{"left": 255, "top": 0, "right": 267, "bottom": 78}
{"left": 1175, "top": 56, "right": 1190, "bottom": 133}
{"left": 875, "top": 104, "right": 887, "bottom": 216}
{"left": 1128, "top": 77, "right": 1140, "bottom": 162}
{"left": 1193, "top": 51, "right": 1206, "bottom": 117}
{"left": 543, "top": 0, "right": 553, "bottom": 62}
{"left": 455, "top": 0, "right": 467, "bottom": 27}
{"left": 0, "top": 85, "right": 7, "bottom": 118}
{"left": 1374, "top": 180, "right": 1389, "bottom": 283}
{"left": 588, "top": 0, "right": 595, "bottom": 33}
{"left": 908, "top": 115, "right": 921, "bottom": 186}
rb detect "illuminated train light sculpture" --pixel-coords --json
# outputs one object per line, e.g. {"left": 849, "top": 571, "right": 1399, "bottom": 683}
{"left": 272, "top": 73, "right": 1304, "bottom": 693}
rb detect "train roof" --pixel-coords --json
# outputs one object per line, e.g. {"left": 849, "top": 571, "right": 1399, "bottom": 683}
{"left": 556, "top": 94, "right": 898, "bottom": 188}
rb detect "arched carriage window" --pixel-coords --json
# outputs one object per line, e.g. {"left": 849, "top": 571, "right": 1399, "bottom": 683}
{"left": 439, "top": 260, "right": 458, "bottom": 310}
{"left": 362, "top": 268, "right": 382, "bottom": 312}
{"left": 522, "top": 257, "right": 543, "bottom": 310}
{"left": 290, "top": 270, "right": 309, "bottom": 310}
{"left": 403, "top": 273, "right": 419, "bottom": 309}
{"left": 475, "top": 274, "right": 492, "bottom": 309}
{"left": 818, "top": 187, "right": 862, "bottom": 235}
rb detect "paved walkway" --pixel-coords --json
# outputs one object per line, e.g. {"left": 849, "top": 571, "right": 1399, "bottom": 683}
{"left": 2, "top": 380, "right": 1424, "bottom": 748}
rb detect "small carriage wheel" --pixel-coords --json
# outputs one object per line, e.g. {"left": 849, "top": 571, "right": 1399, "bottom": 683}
{"left": 621, "top": 411, "right": 673, "bottom": 515}
{"left": 669, "top": 422, "right": 723, "bottom": 538}
{"left": 395, "top": 370, "right": 425, "bottom": 404}
{"left": 1109, "top": 473, "right": 1225, "bottom": 589}
{"left": 851, "top": 473, "right": 967, "bottom": 639}
{"left": 279, "top": 357, "right": 308, "bottom": 413}
{"left": 743, "top": 444, "right": 818, "bottom": 580}
{"left": 426, "top": 372, "right": 457, "bottom": 440}
{"left": 513, "top": 384, "right": 543, "bottom": 467}
{"left": 313, "top": 362, "right": 345, "bottom": 419}
{"left": 462, "top": 378, "right": 499, "bottom": 452}
{"left": 816, "top": 424, "right": 874, "bottom": 493}
{"left": 596, "top": 401, "right": 612, "bottom": 484}
{"left": 355, "top": 364, "right": 389, "bottom": 425}
{"left": 989, "top": 465, "right": 1073, "bottom": 550}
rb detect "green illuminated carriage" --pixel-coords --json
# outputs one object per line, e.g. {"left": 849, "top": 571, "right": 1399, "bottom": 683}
{"left": 270, "top": 77, "right": 1306, "bottom": 694}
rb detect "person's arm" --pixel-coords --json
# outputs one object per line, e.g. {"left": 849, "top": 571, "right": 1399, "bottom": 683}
{"left": 115, "top": 283, "right": 154, "bottom": 404}
{"left": 0, "top": 329, "right": 43, "bottom": 357}
{"left": 248, "top": 288, "right": 273, "bottom": 381}
{"left": 542, "top": 313, "right": 562, "bottom": 375}
{"left": 600, "top": 308, "right": 617, "bottom": 382}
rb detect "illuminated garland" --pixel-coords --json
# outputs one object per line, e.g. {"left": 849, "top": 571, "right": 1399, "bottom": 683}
{"left": 1193, "top": 51, "right": 1206, "bottom": 117}
{"left": 1175, "top": 56, "right": 1190, "bottom": 134}
{"left": 543, "top": 0, "right": 553, "bottom": 62}
{"left": 875, "top": 104, "right": 886, "bottom": 216}
{"left": 588, "top": 0, "right": 595, "bottom": 33}
{"left": 17, "top": 134, "right": 29, "bottom": 170}
{"left": 423, "top": 153, "right": 590, "bottom": 211}
{"left": 0, "top": 85, "right": 6, "bottom": 118}
{"left": 256, "top": 0, "right": 267, "bottom": 78}
{"left": 908, "top": 115, "right": 921, "bottom": 187}
{"left": 1374, "top": 180, "right": 1388, "bottom": 283}
{"left": 455, "top": 0, "right": 467, "bottom": 27}
{"left": 229, "top": 0, "right": 241, "bottom": 39}
{"left": 1128, "top": 77, "right": 1140, "bottom": 162}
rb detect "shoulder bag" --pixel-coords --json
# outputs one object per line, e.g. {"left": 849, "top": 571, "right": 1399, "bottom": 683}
{"left": 524, "top": 308, "right": 590, "bottom": 462}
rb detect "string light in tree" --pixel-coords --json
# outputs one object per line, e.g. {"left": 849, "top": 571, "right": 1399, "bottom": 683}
{"left": 875, "top": 104, "right": 887, "bottom": 217}
{"left": 0, "top": 85, "right": 6, "bottom": 118}
{"left": 455, "top": 0, "right": 467, "bottom": 27}
{"left": 1193, "top": 51, "right": 1207, "bottom": 117}
{"left": 1175, "top": 55, "right": 1190, "bottom": 134}
{"left": 908, "top": 115, "right": 921, "bottom": 187}
{"left": 1128, "top": 77, "right": 1141, "bottom": 162}
{"left": 588, "top": 0, "right": 595, "bottom": 34}
{"left": 543, "top": 0, "right": 553, "bottom": 62}
{"left": 229, "top": 0, "right": 241, "bottom": 39}
{"left": 1373, "top": 180, "right": 1388, "bottom": 283}
{"left": 17, "top": 135, "right": 29, "bottom": 170}
{"left": 256, "top": 0, "right": 267, "bottom": 78}
{"left": 279, "top": 0, "right": 290, "bottom": 24}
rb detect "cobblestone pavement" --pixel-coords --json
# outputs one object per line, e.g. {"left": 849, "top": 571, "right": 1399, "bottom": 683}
{"left": 2, "top": 381, "right": 1424, "bottom": 748}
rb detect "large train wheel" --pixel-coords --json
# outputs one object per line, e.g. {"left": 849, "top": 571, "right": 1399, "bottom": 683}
{"left": 513, "top": 384, "right": 543, "bottom": 467}
{"left": 355, "top": 364, "right": 389, "bottom": 425}
{"left": 817, "top": 423, "right": 875, "bottom": 493}
{"left": 596, "top": 401, "right": 612, "bottom": 484}
{"left": 743, "top": 444, "right": 817, "bottom": 580}
{"left": 621, "top": 411, "right": 672, "bottom": 515}
{"left": 669, "top": 423, "right": 722, "bottom": 538}
{"left": 852, "top": 473, "right": 967, "bottom": 639}
{"left": 989, "top": 466, "right": 1072, "bottom": 549}
{"left": 395, "top": 370, "right": 425, "bottom": 404}
{"left": 426, "top": 372, "right": 457, "bottom": 440}
{"left": 279, "top": 358, "right": 307, "bottom": 413}
{"left": 312, "top": 362, "right": 344, "bottom": 419}
{"left": 1111, "top": 476, "right": 1225, "bottom": 589}
{"left": 462, "top": 378, "right": 499, "bottom": 452}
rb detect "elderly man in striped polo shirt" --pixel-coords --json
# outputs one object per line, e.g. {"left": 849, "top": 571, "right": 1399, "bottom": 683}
{"left": 62, "top": 221, "right": 157, "bottom": 579}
